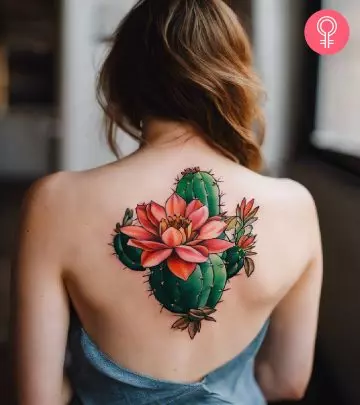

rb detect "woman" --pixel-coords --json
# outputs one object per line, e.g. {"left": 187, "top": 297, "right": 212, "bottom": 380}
{"left": 12, "top": 0, "right": 322, "bottom": 404}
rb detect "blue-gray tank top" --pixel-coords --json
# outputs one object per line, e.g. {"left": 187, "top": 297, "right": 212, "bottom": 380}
{"left": 66, "top": 312, "right": 269, "bottom": 405}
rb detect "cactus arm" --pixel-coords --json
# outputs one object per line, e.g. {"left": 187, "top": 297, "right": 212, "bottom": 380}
{"left": 223, "top": 246, "right": 245, "bottom": 279}
{"left": 113, "top": 233, "right": 145, "bottom": 271}
{"left": 112, "top": 208, "right": 146, "bottom": 271}
{"left": 175, "top": 168, "right": 222, "bottom": 217}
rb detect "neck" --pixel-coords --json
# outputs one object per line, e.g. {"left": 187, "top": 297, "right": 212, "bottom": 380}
{"left": 141, "top": 118, "right": 203, "bottom": 147}
{"left": 139, "top": 118, "right": 234, "bottom": 165}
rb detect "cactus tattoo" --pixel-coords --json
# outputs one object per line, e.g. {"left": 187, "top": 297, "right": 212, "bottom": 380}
{"left": 111, "top": 168, "right": 259, "bottom": 339}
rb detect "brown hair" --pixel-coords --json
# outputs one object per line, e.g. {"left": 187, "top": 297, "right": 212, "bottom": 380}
{"left": 97, "top": 0, "right": 265, "bottom": 171}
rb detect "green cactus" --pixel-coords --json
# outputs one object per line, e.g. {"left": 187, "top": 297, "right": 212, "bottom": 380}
{"left": 111, "top": 169, "right": 259, "bottom": 340}
{"left": 113, "top": 233, "right": 145, "bottom": 271}
{"left": 176, "top": 168, "right": 222, "bottom": 217}
{"left": 223, "top": 246, "right": 245, "bottom": 279}
{"left": 149, "top": 254, "right": 227, "bottom": 338}
{"left": 149, "top": 254, "right": 227, "bottom": 313}
{"left": 113, "top": 209, "right": 145, "bottom": 271}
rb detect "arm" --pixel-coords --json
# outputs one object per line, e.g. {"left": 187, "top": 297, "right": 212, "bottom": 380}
{"left": 11, "top": 174, "right": 71, "bottom": 405}
{"left": 255, "top": 188, "right": 323, "bottom": 401}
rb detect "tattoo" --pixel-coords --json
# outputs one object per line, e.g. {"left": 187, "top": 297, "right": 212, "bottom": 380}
{"left": 111, "top": 168, "right": 259, "bottom": 339}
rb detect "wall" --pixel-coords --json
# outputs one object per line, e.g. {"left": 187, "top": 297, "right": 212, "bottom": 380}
{"left": 0, "top": 111, "right": 54, "bottom": 178}
{"left": 252, "top": 0, "right": 305, "bottom": 175}
{"left": 59, "top": 0, "right": 137, "bottom": 171}
{"left": 312, "top": 0, "right": 360, "bottom": 157}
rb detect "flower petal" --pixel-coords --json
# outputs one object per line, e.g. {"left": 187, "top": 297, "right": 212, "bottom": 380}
{"left": 175, "top": 246, "right": 208, "bottom": 263}
{"left": 167, "top": 255, "right": 197, "bottom": 281}
{"left": 191, "top": 245, "right": 209, "bottom": 257}
{"left": 186, "top": 223, "right": 193, "bottom": 240}
{"left": 161, "top": 227, "right": 183, "bottom": 247}
{"left": 198, "top": 220, "right": 227, "bottom": 240}
{"left": 146, "top": 204, "right": 158, "bottom": 226}
{"left": 238, "top": 235, "right": 256, "bottom": 248}
{"left": 237, "top": 236, "right": 247, "bottom": 248}
{"left": 188, "top": 206, "right": 209, "bottom": 230}
{"left": 121, "top": 226, "right": 157, "bottom": 240}
{"left": 179, "top": 227, "right": 187, "bottom": 244}
{"left": 209, "top": 216, "right": 223, "bottom": 221}
{"left": 141, "top": 249, "right": 173, "bottom": 267}
{"left": 185, "top": 199, "right": 204, "bottom": 217}
{"left": 159, "top": 219, "right": 168, "bottom": 236}
{"left": 190, "top": 231, "right": 198, "bottom": 240}
{"left": 136, "top": 205, "right": 158, "bottom": 234}
{"left": 239, "top": 198, "right": 246, "bottom": 218}
{"left": 128, "top": 239, "right": 169, "bottom": 251}
{"left": 201, "top": 239, "right": 234, "bottom": 253}
{"left": 186, "top": 239, "right": 201, "bottom": 246}
{"left": 244, "top": 199, "right": 255, "bottom": 217}
{"left": 165, "top": 193, "right": 186, "bottom": 217}
{"left": 149, "top": 201, "right": 166, "bottom": 223}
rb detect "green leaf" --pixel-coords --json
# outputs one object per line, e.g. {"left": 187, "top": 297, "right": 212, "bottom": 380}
{"left": 226, "top": 216, "right": 238, "bottom": 230}
{"left": 235, "top": 225, "right": 245, "bottom": 241}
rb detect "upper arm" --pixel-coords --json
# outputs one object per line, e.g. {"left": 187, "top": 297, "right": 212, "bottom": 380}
{"left": 256, "top": 182, "right": 323, "bottom": 399}
{"left": 11, "top": 174, "right": 71, "bottom": 405}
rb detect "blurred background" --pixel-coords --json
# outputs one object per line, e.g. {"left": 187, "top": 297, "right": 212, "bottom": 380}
{"left": 0, "top": 0, "right": 359, "bottom": 403}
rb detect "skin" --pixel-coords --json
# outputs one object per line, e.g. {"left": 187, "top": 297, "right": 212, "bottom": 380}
{"left": 11, "top": 119, "right": 322, "bottom": 405}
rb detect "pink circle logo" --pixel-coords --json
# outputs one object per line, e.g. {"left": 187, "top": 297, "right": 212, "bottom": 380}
{"left": 305, "top": 9, "right": 350, "bottom": 55}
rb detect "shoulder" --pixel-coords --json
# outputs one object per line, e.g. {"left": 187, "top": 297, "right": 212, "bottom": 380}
{"left": 20, "top": 165, "right": 116, "bottom": 235}
{"left": 22, "top": 171, "right": 78, "bottom": 218}
{"left": 251, "top": 174, "right": 317, "bottom": 219}
{"left": 244, "top": 172, "right": 320, "bottom": 243}
{"left": 257, "top": 176, "right": 320, "bottom": 258}
{"left": 15, "top": 172, "right": 82, "bottom": 273}
{"left": 271, "top": 178, "right": 316, "bottom": 210}
{"left": 19, "top": 171, "right": 85, "bottom": 249}
{"left": 273, "top": 178, "right": 318, "bottom": 225}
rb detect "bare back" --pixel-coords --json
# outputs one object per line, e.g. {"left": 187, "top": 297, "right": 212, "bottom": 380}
{"left": 12, "top": 0, "right": 323, "bottom": 400}
{"left": 13, "top": 138, "right": 322, "bottom": 404}
{"left": 58, "top": 142, "right": 317, "bottom": 382}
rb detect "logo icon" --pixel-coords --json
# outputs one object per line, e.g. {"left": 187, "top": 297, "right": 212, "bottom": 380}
{"left": 305, "top": 10, "right": 350, "bottom": 55}
{"left": 317, "top": 16, "right": 337, "bottom": 49}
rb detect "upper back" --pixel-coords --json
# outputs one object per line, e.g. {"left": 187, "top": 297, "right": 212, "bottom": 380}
{"left": 48, "top": 145, "right": 314, "bottom": 383}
